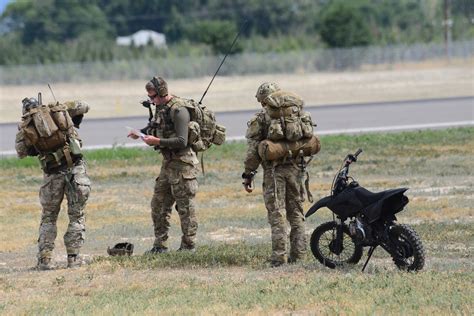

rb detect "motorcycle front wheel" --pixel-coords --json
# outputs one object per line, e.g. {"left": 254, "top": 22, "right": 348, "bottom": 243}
{"left": 310, "top": 221, "right": 363, "bottom": 269}
{"left": 389, "top": 224, "right": 425, "bottom": 271}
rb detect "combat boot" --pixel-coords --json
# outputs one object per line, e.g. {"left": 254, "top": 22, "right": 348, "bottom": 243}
{"left": 144, "top": 246, "right": 168, "bottom": 255}
{"left": 37, "top": 257, "right": 54, "bottom": 271}
{"left": 67, "top": 255, "right": 83, "bottom": 269}
{"left": 288, "top": 256, "right": 303, "bottom": 264}
{"left": 270, "top": 260, "right": 285, "bottom": 268}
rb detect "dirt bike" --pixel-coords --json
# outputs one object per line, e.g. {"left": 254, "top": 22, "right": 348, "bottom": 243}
{"left": 305, "top": 149, "right": 425, "bottom": 271}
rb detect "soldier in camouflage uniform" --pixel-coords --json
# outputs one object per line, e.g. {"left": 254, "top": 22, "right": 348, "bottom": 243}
{"left": 15, "top": 98, "right": 91, "bottom": 270}
{"left": 242, "top": 83, "right": 307, "bottom": 267}
{"left": 128, "top": 76, "right": 199, "bottom": 253}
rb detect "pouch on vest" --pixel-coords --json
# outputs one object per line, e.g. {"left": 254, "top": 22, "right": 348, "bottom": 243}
{"left": 245, "top": 116, "right": 263, "bottom": 140}
{"left": 31, "top": 106, "right": 59, "bottom": 138}
{"left": 69, "top": 137, "right": 83, "bottom": 157}
{"left": 15, "top": 130, "right": 29, "bottom": 158}
{"left": 188, "top": 121, "right": 201, "bottom": 145}
{"left": 284, "top": 115, "right": 303, "bottom": 141}
{"left": 188, "top": 121, "right": 207, "bottom": 152}
{"left": 212, "top": 124, "right": 226, "bottom": 145}
{"left": 50, "top": 104, "right": 73, "bottom": 131}
{"left": 35, "top": 132, "right": 66, "bottom": 152}
{"left": 300, "top": 111, "right": 314, "bottom": 138}
{"left": 21, "top": 119, "right": 39, "bottom": 146}
{"left": 267, "top": 119, "right": 285, "bottom": 141}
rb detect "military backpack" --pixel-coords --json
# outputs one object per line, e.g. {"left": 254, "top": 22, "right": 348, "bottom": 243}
{"left": 247, "top": 90, "right": 319, "bottom": 161}
{"left": 183, "top": 99, "right": 226, "bottom": 152}
{"left": 261, "top": 90, "right": 315, "bottom": 143}
{"left": 18, "top": 102, "right": 82, "bottom": 170}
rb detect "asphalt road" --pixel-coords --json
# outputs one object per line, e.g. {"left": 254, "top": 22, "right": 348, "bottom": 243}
{"left": 1, "top": 96, "right": 472, "bottom": 155}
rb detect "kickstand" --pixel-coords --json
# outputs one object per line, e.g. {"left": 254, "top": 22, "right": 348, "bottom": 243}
{"left": 362, "top": 245, "right": 377, "bottom": 272}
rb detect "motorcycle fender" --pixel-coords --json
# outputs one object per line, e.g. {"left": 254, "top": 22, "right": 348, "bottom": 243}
{"left": 305, "top": 196, "right": 332, "bottom": 218}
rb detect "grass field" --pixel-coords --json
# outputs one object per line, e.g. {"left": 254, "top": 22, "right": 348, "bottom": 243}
{"left": 0, "top": 127, "right": 473, "bottom": 314}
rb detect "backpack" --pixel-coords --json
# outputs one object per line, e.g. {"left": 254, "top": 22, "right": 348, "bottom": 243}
{"left": 182, "top": 99, "right": 226, "bottom": 152}
{"left": 19, "top": 103, "right": 82, "bottom": 169}
{"left": 262, "top": 90, "right": 315, "bottom": 143}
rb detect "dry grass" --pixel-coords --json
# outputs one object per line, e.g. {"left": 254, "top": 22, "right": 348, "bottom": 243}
{"left": 1, "top": 60, "right": 473, "bottom": 123}
{"left": 0, "top": 128, "right": 473, "bottom": 314}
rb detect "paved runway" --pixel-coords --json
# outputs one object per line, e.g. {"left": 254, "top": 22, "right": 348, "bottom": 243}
{"left": 1, "top": 96, "right": 472, "bottom": 156}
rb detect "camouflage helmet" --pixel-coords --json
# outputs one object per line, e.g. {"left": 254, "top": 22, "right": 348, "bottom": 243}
{"left": 255, "top": 82, "right": 280, "bottom": 102}
{"left": 21, "top": 97, "right": 39, "bottom": 114}
{"left": 147, "top": 76, "right": 168, "bottom": 97}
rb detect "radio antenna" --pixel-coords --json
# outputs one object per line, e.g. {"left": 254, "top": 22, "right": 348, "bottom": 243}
{"left": 48, "top": 83, "right": 57, "bottom": 102}
{"left": 198, "top": 20, "right": 248, "bottom": 105}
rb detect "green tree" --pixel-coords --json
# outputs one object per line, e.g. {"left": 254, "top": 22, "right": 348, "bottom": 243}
{"left": 319, "top": 1, "right": 373, "bottom": 48}
{"left": 188, "top": 20, "right": 243, "bottom": 54}
{"left": 3, "top": 0, "right": 112, "bottom": 44}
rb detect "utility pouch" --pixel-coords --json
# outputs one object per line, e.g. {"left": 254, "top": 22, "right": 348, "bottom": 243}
{"left": 69, "top": 138, "right": 83, "bottom": 157}
{"left": 188, "top": 121, "right": 201, "bottom": 145}
{"left": 267, "top": 119, "right": 285, "bottom": 141}
{"left": 35, "top": 132, "right": 66, "bottom": 152}
{"left": 300, "top": 111, "right": 314, "bottom": 138}
{"left": 22, "top": 122, "right": 39, "bottom": 146}
{"left": 284, "top": 115, "right": 303, "bottom": 141}
{"left": 51, "top": 105, "right": 73, "bottom": 131}
{"left": 32, "top": 106, "right": 59, "bottom": 138}
{"left": 212, "top": 124, "right": 226, "bottom": 145}
{"left": 245, "top": 117, "right": 263, "bottom": 140}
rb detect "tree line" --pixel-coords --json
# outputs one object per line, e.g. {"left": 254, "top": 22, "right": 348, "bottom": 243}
{"left": 0, "top": 0, "right": 473, "bottom": 65}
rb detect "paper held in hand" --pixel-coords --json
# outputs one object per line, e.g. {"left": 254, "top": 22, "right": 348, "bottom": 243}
{"left": 126, "top": 126, "right": 145, "bottom": 140}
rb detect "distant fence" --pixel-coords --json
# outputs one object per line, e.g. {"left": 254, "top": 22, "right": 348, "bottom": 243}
{"left": 1, "top": 40, "right": 473, "bottom": 85}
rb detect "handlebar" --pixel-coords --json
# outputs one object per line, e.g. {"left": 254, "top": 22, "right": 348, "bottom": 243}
{"left": 332, "top": 149, "right": 363, "bottom": 195}
{"left": 345, "top": 148, "right": 363, "bottom": 166}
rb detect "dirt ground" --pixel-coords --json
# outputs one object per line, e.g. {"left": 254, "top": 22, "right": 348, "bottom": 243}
{"left": 0, "top": 60, "right": 473, "bottom": 123}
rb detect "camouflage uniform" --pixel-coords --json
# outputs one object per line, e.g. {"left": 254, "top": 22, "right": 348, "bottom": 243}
{"left": 15, "top": 100, "right": 91, "bottom": 267}
{"left": 244, "top": 110, "right": 307, "bottom": 266}
{"left": 38, "top": 160, "right": 90, "bottom": 259}
{"left": 148, "top": 97, "right": 200, "bottom": 251}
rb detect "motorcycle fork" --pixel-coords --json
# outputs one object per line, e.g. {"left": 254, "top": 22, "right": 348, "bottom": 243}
{"left": 330, "top": 219, "right": 344, "bottom": 255}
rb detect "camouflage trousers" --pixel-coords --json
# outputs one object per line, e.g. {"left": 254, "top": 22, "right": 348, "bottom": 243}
{"left": 38, "top": 160, "right": 91, "bottom": 260}
{"left": 263, "top": 163, "right": 307, "bottom": 264}
{"left": 151, "top": 160, "right": 199, "bottom": 250}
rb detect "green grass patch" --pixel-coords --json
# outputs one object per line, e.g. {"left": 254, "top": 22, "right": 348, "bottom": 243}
{"left": 94, "top": 242, "right": 271, "bottom": 270}
{"left": 2, "top": 127, "right": 471, "bottom": 169}
{"left": 1, "top": 127, "right": 473, "bottom": 314}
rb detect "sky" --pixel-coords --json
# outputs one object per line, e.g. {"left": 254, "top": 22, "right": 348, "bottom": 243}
{"left": 0, "top": 0, "right": 10, "bottom": 15}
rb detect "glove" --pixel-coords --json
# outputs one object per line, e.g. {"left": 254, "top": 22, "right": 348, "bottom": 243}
{"left": 72, "top": 114, "right": 84, "bottom": 128}
{"left": 141, "top": 100, "right": 151, "bottom": 108}
{"left": 242, "top": 171, "right": 256, "bottom": 193}
{"left": 242, "top": 178, "right": 253, "bottom": 193}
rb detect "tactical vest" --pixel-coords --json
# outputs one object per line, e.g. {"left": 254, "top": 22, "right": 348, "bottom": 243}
{"left": 19, "top": 103, "right": 82, "bottom": 172}
{"left": 148, "top": 96, "right": 226, "bottom": 154}
{"left": 148, "top": 97, "right": 198, "bottom": 164}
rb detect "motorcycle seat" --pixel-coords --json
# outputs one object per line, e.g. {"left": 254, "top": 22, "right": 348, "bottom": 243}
{"left": 354, "top": 187, "right": 407, "bottom": 207}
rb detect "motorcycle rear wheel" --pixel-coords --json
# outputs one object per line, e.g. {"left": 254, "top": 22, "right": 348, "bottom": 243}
{"left": 310, "top": 221, "right": 363, "bottom": 269}
{"left": 389, "top": 224, "right": 425, "bottom": 271}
